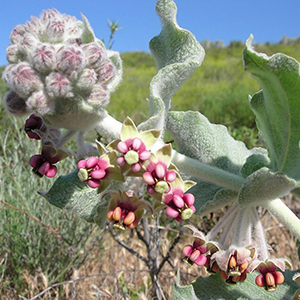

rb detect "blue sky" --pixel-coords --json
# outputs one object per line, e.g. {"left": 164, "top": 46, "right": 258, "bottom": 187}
{"left": 0, "top": 0, "right": 300, "bottom": 66}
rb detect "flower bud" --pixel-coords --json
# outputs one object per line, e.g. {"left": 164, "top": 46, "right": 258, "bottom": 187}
{"left": 6, "top": 44, "right": 23, "bottom": 63}
{"left": 56, "top": 45, "right": 85, "bottom": 74}
{"left": 45, "top": 72, "right": 73, "bottom": 98}
{"left": 86, "top": 84, "right": 110, "bottom": 107}
{"left": 10, "top": 24, "right": 27, "bottom": 44}
{"left": 82, "top": 42, "right": 106, "bottom": 69}
{"left": 96, "top": 58, "right": 116, "bottom": 84}
{"left": 75, "top": 68, "right": 97, "bottom": 90}
{"left": 46, "top": 19, "right": 65, "bottom": 43}
{"left": 27, "top": 91, "right": 54, "bottom": 115}
{"left": 3, "top": 90, "right": 28, "bottom": 117}
{"left": 3, "top": 62, "right": 43, "bottom": 98}
{"left": 31, "top": 44, "right": 56, "bottom": 73}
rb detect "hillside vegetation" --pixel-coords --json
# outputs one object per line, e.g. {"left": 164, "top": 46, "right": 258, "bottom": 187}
{"left": 1, "top": 43, "right": 300, "bottom": 134}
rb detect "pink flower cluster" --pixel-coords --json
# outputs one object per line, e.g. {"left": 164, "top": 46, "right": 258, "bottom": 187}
{"left": 163, "top": 188, "right": 195, "bottom": 221}
{"left": 182, "top": 238, "right": 208, "bottom": 266}
{"left": 77, "top": 157, "right": 109, "bottom": 188}
{"left": 143, "top": 161, "right": 176, "bottom": 194}
{"left": 24, "top": 114, "right": 46, "bottom": 140}
{"left": 255, "top": 262, "right": 285, "bottom": 291}
{"left": 116, "top": 137, "right": 151, "bottom": 173}
{"left": 29, "top": 152, "right": 58, "bottom": 178}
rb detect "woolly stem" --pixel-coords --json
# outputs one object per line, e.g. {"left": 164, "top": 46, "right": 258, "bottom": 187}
{"left": 262, "top": 198, "right": 300, "bottom": 241}
{"left": 171, "top": 151, "right": 245, "bottom": 191}
{"left": 95, "top": 112, "right": 122, "bottom": 140}
{"left": 231, "top": 208, "right": 252, "bottom": 247}
{"left": 206, "top": 203, "right": 238, "bottom": 240}
{"left": 251, "top": 208, "right": 269, "bottom": 260}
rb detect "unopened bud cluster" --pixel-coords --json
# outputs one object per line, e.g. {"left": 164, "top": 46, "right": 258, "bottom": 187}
{"left": 3, "top": 9, "right": 117, "bottom": 126}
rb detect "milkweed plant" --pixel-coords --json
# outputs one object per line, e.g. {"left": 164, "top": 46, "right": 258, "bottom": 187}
{"left": 3, "top": 0, "right": 300, "bottom": 299}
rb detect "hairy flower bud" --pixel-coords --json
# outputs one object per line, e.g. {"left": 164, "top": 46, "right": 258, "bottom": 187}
{"left": 3, "top": 62, "right": 43, "bottom": 98}
{"left": 27, "top": 91, "right": 54, "bottom": 115}
{"left": 46, "top": 19, "right": 65, "bottom": 43}
{"left": 6, "top": 44, "right": 23, "bottom": 63}
{"left": 82, "top": 42, "right": 106, "bottom": 69}
{"left": 3, "top": 90, "right": 29, "bottom": 117}
{"left": 56, "top": 45, "right": 85, "bottom": 74}
{"left": 31, "top": 44, "right": 56, "bottom": 73}
{"left": 86, "top": 84, "right": 110, "bottom": 107}
{"left": 76, "top": 68, "right": 97, "bottom": 91}
{"left": 45, "top": 72, "right": 73, "bottom": 98}
{"left": 96, "top": 58, "right": 116, "bottom": 85}
{"left": 3, "top": 9, "right": 122, "bottom": 129}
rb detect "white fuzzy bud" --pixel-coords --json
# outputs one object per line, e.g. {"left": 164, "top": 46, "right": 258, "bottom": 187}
{"left": 96, "top": 58, "right": 116, "bottom": 84}
{"left": 10, "top": 24, "right": 27, "bottom": 44}
{"left": 76, "top": 68, "right": 97, "bottom": 90}
{"left": 82, "top": 42, "right": 106, "bottom": 69}
{"left": 6, "top": 44, "right": 23, "bottom": 63}
{"left": 45, "top": 72, "right": 73, "bottom": 98}
{"left": 2, "top": 62, "right": 43, "bottom": 98}
{"left": 56, "top": 45, "right": 85, "bottom": 74}
{"left": 86, "top": 84, "right": 109, "bottom": 107}
{"left": 27, "top": 90, "right": 54, "bottom": 115}
{"left": 31, "top": 44, "right": 56, "bottom": 73}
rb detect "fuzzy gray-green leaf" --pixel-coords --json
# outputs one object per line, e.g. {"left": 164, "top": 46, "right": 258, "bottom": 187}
{"left": 138, "top": 0, "right": 204, "bottom": 132}
{"left": 167, "top": 111, "right": 262, "bottom": 212}
{"left": 173, "top": 270, "right": 299, "bottom": 300}
{"left": 39, "top": 170, "right": 102, "bottom": 223}
{"left": 243, "top": 35, "right": 300, "bottom": 180}
{"left": 238, "top": 167, "right": 300, "bottom": 208}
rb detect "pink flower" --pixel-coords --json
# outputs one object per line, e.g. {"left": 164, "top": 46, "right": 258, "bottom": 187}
{"left": 105, "top": 190, "right": 153, "bottom": 230}
{"left": 107, "top": 117, "right": 160, "bottom": 175}
{"left": 183, "top": 225, "right": 220, "bottom": 267}
{"left": 162, "top": 176, "right": 196, "bottom": 221}
{"left": 142, "top": 144, "right": 178, "bottom": 197}
{"left": 77, "top": 141, "right": 125, "bottom": 193}
{"left": 249, "top": 258, "right": 291, "bottom": 291}
{"left": 24, "top": 114, "right": 46, "bottom": 140}
{"left": 210, "top": 246, "right": 256, "bottom": 283}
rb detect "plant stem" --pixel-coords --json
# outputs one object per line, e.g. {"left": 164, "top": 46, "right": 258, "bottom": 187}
{"left": 263, "top": 198, "right": 300, "bottom": 241}
{"left": 171, "top": 151, "right": 245, "bottom": 191}
{"left": 95, "top": 112, "right": 122, "bottom": 140}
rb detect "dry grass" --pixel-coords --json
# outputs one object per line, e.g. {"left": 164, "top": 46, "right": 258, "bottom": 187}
{"left": 2, "top": 197, "right": 300, "bottom": 300}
